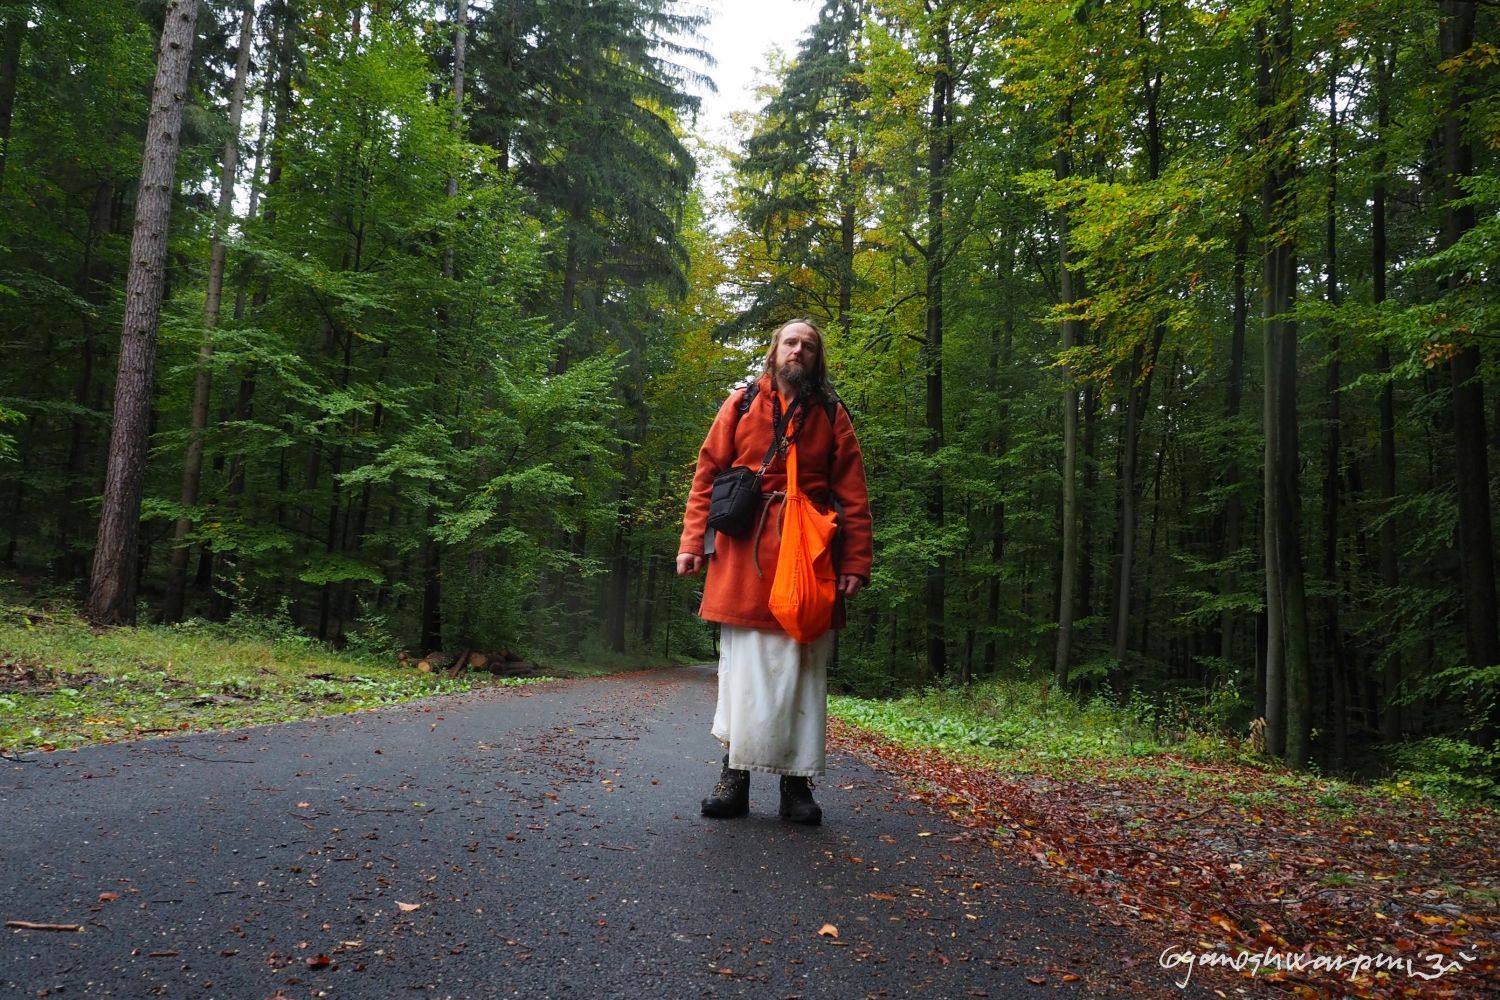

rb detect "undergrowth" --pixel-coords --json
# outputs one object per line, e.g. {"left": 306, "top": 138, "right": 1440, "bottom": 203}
{"left": 0, "top": 602, "right": 541, "bottom": 752}
{"left": 831, "top": 677, "right": 1241, "bottom": 771}
{"left": 829, "top": 678, "right": 1499, "bottom": 807}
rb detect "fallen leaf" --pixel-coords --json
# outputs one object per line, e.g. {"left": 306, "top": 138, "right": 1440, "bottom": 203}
{"left": 1026, "top": 974, "right": 1046, "bottom": 985}
{"left": 98, "top": 892, "right": 121, "bottom": 903}
{"left": 818, "top": 923, "right": 839, "bottom": 938}
{"left": 396, "top": 901, "right": 421, "bottom": 913}
{"left": 306, "top": 954, "right": 332, "bottom": 969}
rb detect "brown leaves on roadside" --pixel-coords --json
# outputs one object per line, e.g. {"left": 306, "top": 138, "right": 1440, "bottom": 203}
{"left": 817, "top": 923, "right": 839, "bottom": 938}
{"left": 828, "top": 718, "right": 1500, "bottom": 999}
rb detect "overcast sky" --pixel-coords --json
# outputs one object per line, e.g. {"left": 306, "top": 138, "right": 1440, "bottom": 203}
{"left": 691, "top": 0, "right": 819, "bottom": 145}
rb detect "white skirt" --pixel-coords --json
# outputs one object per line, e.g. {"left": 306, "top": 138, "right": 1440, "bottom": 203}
{"left": 711, "top": 625, "right": 833, "bottom": 777}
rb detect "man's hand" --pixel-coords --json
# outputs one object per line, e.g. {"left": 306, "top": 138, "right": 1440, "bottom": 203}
{"left": 838, "top": 574, "right": 864, "bottom": 598}
{"left": 676, "top": 553, "right": 704, "bottom": 576}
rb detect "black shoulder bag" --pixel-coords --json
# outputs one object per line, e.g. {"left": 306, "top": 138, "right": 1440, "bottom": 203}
{"left": 706, "top": 390, "right": 803, "bottom": 539}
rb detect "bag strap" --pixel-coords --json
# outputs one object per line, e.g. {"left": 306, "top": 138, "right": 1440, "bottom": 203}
{"left": 725, "top": 381, "right": 834, "bottom": 477}
{"left": 757, "top": 391, "right": 804, "bottom": 475}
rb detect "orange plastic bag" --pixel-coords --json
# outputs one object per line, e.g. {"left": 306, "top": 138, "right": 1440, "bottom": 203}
{"left": 769, "top": 438, "right": 839, "bottom": 643}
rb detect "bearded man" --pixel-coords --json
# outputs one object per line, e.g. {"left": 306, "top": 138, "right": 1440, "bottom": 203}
{"left": 676, "top": 319, "right": 874, "bottom": 825}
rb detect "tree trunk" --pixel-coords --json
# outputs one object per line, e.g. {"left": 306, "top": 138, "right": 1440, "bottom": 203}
{"left": 1259, "top": 2, "right": 1312, "bottom": 766}
{"left": 922, "top": 18, "right": 951, "bottom": 681}
{"left": 1439, "top": 0, "right": 1500, "bottom": 745}
{"left": 1258, "top": 18, "right": 1285, "bottom": 759}
{"left": 86, "top": 0, "right": 201, "bottom": 626}
{"left": 63, "top": 179, "right": 117, "bottom": 579}
{"left": 443, "top": 0, "right": 467, "bottom": 278}
{"left": 1110, "top": 39, "right": 1167, "bottom": 665}
{"left": 1373, "top": 45, "right": 1402, "bottom": 744}
{"left": 1219, "top": 215, "right": 1249, "bottom": 666}
{"left": 162, "top": 0, "right": 254, "bottom": 623}
{"left": 1080, "top": 381, "right": 1099, "bottom": 624}
{"left": 1139, "top": 357, "right": 1179, "bottom": 658}
{"left": 1054, "top": 99, "right": 1083, "bottom": 686}
{"left": 0, "top": 11, "right": 24, "bottom": 193}
{"left": 1322, "top": 57, "right": 1348, "bottom": 767}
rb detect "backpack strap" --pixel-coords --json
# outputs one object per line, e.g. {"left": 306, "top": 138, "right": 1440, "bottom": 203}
{"left": 729, "top": 382, "right": 849, "bottom": 469}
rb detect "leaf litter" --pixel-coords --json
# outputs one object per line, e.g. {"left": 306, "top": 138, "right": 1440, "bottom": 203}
{"left": 828, "top": 718, "right": 1498, "bottom": 998}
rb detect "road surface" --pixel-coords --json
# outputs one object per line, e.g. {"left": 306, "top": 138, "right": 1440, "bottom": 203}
{"left": 1, "top": 666, "right": 1215, "bottom": 998}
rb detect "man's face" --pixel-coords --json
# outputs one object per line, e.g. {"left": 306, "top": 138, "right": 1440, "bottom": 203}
{"left": 775, "top": 324, "right": 819, "bottom": 382}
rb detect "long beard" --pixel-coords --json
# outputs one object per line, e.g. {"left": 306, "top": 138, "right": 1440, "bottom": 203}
{"left": 777, "top": 360, "right": 815, "bottom": 397}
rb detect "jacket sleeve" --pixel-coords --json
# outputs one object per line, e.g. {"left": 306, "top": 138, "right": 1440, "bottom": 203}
{"left": 830, "top": 404, "right": 874, "bottom": 582}
{"left": 678, "top": 389, "right": 745, "bottom": 557}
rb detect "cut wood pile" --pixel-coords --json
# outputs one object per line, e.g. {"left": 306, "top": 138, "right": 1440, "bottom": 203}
{"left": 397, "top": 648, "right": 543, "bottom": 679}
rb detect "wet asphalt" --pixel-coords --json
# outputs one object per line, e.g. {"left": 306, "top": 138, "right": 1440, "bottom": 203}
{"left": 0, "top": 666, "right": 1216, "bottom": 999}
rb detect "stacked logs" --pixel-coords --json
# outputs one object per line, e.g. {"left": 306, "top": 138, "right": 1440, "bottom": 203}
{"left": 397, "top": 648, "right": 542, "bottom": 679}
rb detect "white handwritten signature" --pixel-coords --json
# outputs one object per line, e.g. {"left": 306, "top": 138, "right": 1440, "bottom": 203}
{"left": 1158, "top": 945, "right": 1478, "bottom": 989}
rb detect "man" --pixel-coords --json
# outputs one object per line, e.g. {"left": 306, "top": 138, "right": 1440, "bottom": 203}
{"left": 677, "top": 319, "right": 874, "bottom": 825}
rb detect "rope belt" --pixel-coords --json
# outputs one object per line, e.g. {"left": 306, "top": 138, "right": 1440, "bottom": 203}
{"left": 752, "top": 491, "right": 786, "bottom": 578}
{"left": 750, "top": 489, "right": 837, "bottom": 579}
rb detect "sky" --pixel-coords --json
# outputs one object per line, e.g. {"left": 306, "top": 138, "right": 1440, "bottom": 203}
{"left": 691, "top": 0, "right": 820, "bottom": 146}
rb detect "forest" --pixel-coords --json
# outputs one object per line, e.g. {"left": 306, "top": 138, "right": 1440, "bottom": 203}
{"left": 0, "top": 0, "right": 1495, "bottom": 782}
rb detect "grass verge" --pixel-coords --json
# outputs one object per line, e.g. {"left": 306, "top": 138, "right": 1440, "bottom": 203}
{"left": 0, "top": 603, "right": 542, "bottom": 752}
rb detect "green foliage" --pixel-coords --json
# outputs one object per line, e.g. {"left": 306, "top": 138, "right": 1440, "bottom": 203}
{"left": 830, "top": 675, "right": 1247, "bottom": 772}
{"left": 1388, "top": 738, "right": 1500, "bottom": 804}
{"left": 2, "top": 0, "right": 1498, "bottom": 798}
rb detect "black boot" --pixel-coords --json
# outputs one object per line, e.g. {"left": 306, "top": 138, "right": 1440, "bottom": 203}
{"left": 779, "top": 775, "right": 822, "bottom": 825}
{"left": 701, "top": 754, "right": 749, "bottom": 818}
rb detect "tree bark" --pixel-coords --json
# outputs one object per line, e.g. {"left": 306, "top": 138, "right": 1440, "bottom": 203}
{"left": 443, "top": 0, "right": 467, "bottom": 279}
{"left": 0, "top": 11, "right": 24, "bottom": 193}
{"left": 1080, "top": 382, "right": 1099, "bottom": 624}
{"left": 1439, "top": 0, "right": 1500, "bottom": 745}
{"left": 1054, "top": 99, "right": 1083, "bottom": 686}
{"left": 1373, "top": 44, "right": 1402, "bottom": 744}
{"left": 1259, "top": 1, "right": 1312, "bottom": 766}
{"left": 162, "top": 0, "right": 254, "bottom": 623}
{"left": 86, "top": 0, "right": 202, "bottom": 626}
{"left": 922, "top": 15, "right": 951, "bottom": 681}
{"left": 1322, "top": 57, "right": 1348, "bottom": 767}
{"left": 1219, "top": 215, "right": 1249, "bottom": 666}
{"left": 1110, "top": 31, "right": 1167, "bottom": 664}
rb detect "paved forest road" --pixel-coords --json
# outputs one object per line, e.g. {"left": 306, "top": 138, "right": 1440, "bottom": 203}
{"left": 2, "top": 667, "right": 1214, "bottom": 999}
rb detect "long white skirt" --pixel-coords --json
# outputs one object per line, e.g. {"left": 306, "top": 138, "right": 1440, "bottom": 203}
{"left": 711, "top": 625, "right": 833, "bottom": 777}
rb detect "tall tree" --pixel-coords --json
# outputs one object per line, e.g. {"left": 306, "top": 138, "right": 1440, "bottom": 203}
{"left": 1053, "top": 96, "right": 1083, "bottom": 687}
{"left": 1438, "top": 0, "right": 1499, "bottom": 744}
{"left": 162, "top": 0, "right": 255, "bottom": 623}
{"left": 1258, "top": 0, "right": 1312, "bottom": 766}
{"left": 87, "top": 0, "right": 202, "bottom": 625}
{"left": 920, "top": 4, "right": 953, "bottom": 680}
{"left": 732, "top": 0, "right": 869, "bottom": 334}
